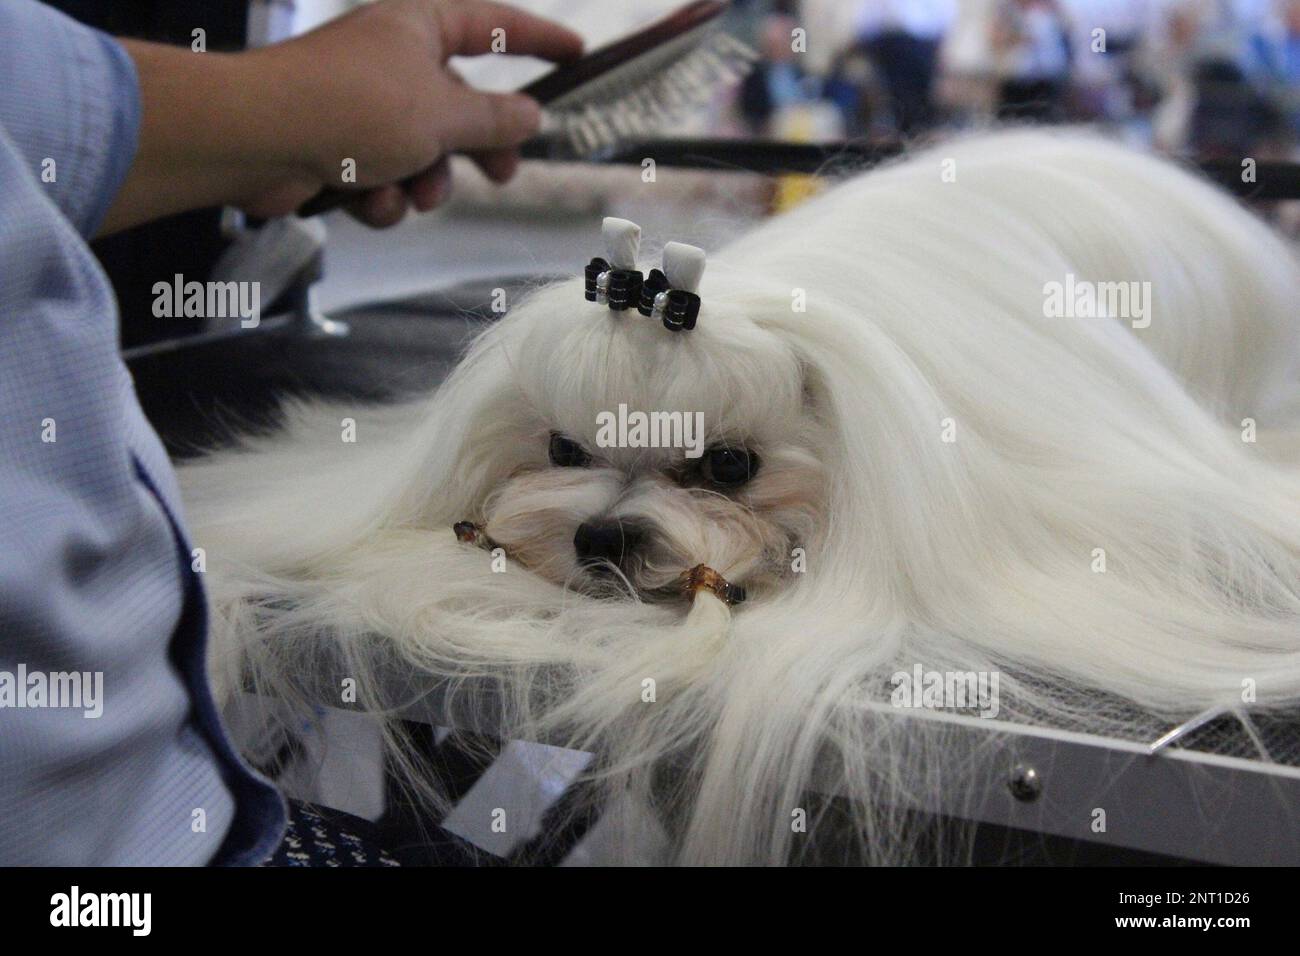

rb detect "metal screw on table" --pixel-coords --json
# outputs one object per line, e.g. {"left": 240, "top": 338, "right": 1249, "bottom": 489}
{"left": 1008, "top": 763, "right": 1042, "bottom": 802}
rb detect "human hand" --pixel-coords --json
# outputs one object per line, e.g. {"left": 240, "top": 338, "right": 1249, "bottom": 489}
{"left": 265, "top": 0, "right": 584, "bottom": 226}
{"left": 104, "top": 0, "right": 582, "bottom": 234}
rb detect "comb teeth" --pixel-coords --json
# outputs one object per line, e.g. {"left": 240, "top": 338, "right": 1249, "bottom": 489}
{"left": 545, "top": 30, "right": 759, "bottom": 158}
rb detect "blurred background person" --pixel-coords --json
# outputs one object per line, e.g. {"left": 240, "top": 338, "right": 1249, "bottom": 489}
{"left": 1059, "top": 0, "right": 1153, "bottom": 125}
{"left": 854, "top": 0, "right": 958, "bottom": 135}
{"left": 1142, "top": 0, "right": 1289, "bottom": 156}
{"left": 739, "top": 1, "right": 811, "bottom": 134}
{"left": 1248, "top": 0, "right": 1300, "bottom": 137}
{"left": 992, "top": 0, "right": 1073, "bottom": 121}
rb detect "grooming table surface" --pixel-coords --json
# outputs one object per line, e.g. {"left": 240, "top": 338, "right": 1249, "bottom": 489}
{"left": 321, "top": 658, "right": 1300, "bottom": 866}
{"left": 239, "top": 628, "right": 1300, "bottom": 866}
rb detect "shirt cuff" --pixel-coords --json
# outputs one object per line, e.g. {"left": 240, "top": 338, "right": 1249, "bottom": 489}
{"left": 74, "top": 28, "right": 143, "bottom": 237}
{"left": 0, "top": 1, "right": 141, "bottom": 237}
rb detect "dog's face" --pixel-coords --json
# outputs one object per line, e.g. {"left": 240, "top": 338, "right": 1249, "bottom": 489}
{"left": 469, "top": 284, "right": 827, "bottom": 601}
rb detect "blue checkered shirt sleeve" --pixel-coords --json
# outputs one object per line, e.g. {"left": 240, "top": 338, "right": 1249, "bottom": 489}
{"left": 0, "top": 0, "right": 285, "bottom": 865}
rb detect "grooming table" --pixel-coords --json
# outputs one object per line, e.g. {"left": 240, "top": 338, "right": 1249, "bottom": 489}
{"left": 410, "top": 690, "right": 1299, "bottom": 865}
{"left": 825, "top": 702, "right": 1300, "bottom": 866}
{"left": 233, "top": 646, "right": 1300, "bottom": 866}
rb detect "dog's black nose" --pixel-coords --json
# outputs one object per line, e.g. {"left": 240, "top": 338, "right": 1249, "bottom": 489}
{"left": 574, "top": 520, "right": 643, "bottom": 568}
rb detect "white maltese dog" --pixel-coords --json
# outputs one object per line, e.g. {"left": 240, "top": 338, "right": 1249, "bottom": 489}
{"left": 182, "top": 130, "right": 1300, "bottom": 864}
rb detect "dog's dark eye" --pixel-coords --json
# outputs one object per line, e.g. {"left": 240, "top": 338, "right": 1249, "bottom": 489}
{"left": 548, "top": 432, "right": 591, "bottom": 468}
{"left": 701, "top": 447, "right": 758, "bottom": 487}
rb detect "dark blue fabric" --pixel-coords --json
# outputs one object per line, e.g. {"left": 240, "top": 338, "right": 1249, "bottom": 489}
{"left": 266, "top": 803, "right": 401, "bottom": 868}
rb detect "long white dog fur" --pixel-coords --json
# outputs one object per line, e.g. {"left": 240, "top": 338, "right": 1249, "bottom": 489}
{"left": 181, "top": 129, "right": 1300, "bottom": 864}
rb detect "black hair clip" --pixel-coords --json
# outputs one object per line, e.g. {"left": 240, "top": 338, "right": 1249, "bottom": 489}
{"left": 637, "top": 269, "right": 670, "bottom": 316}
{"left": 584, "top": 257, "right": 608, "bottom": 302}
{"left": 605, "top": 268, "right": 644, "bottom": 311}
{"left": 660, "top": 289, "right": 701, "bottom": 331}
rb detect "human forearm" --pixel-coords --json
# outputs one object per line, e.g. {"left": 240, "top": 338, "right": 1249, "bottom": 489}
{"left": 101, "top": 40, "right": 319, "bottom": 235}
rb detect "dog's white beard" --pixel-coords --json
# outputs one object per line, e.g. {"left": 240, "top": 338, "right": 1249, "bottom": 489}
{"left": 181, "top": 129, "right": 1300, "bottom": 864}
